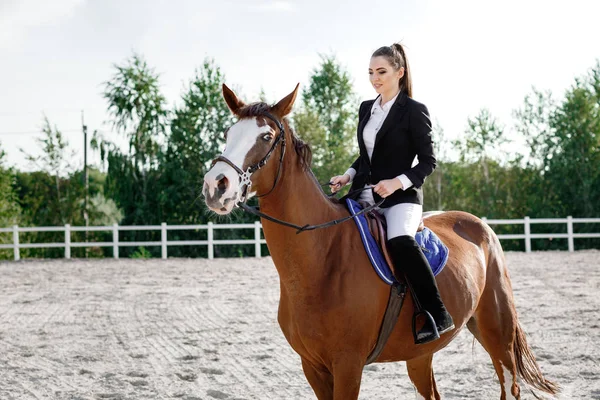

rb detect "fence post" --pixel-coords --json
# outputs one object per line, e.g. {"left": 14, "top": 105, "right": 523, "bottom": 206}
{"left": 65, "top": 224, "right": 71, "bottom": 259}
{"left": 567, "top": 216, "right": 574, "bottom": 252}
{"left": 481, "top": 217, "right": 487, "bottom": 225}
{"left": 208, "top": 222, "right": 214, "bottom": 260}
{"left": 113, "top": 223, "right": 119, "bottom": 259}
{"left": 13, "top": 225, "right": 19, "bottom": 261}
{"left": 161, "top": 222, "right": 167, "bottom": 259}
{"left": 524, "top": 216, "right": 531, "bottom": 253}
{"left": 254, "top": 221, "right": 261, "bottom": 258}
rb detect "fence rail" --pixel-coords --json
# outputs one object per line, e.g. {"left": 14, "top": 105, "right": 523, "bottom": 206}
{"left": 1, "top": 217, "right": 599, "bottom": 261}
{"left": 482, "top": 216, "right": 600, "bottom": 253}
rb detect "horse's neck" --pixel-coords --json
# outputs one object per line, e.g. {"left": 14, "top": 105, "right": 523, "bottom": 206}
{"left": 257, "top": 157, "right": 348, "bottom": 289}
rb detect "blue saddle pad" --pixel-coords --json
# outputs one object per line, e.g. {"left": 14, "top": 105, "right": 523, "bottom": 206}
{"left": 346, "top": 198, "right": 449, "bottom": 285}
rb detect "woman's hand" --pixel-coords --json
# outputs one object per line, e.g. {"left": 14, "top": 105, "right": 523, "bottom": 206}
{"left": 372, "top": 178, "right": 403, "bottom": 198}
{"left": 329, "top": 174, "right": 351, "bottom": 193}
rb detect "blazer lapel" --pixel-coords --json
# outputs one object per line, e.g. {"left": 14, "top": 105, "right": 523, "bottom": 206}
{"left": 373, "top": 91, "right": 409, "bottom": 148}
{"left": 357, "top": 99, "right": 376, "bottom": 164}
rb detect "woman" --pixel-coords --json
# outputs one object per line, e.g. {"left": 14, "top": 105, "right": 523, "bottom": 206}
{"left": 329, "top": 43, "right": 454, "bottom": 344}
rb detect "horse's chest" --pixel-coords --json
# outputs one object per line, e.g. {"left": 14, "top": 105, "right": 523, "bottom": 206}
{"left": 277, "top": 299, "right": 332, "bottom": 360}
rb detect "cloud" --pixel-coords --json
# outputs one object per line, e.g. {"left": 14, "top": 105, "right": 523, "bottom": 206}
{"left": 0, "top": 0, "right": 84, "bottom": 49}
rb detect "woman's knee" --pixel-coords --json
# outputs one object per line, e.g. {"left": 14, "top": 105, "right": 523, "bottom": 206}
{"left": 384, "top": 203, "right": 422, "bottom": 239}
{"left": 388, "top": 229, "right": 416, "bottom": 239}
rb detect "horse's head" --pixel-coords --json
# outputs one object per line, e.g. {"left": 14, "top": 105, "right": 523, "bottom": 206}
{"left": 203, "top": 83, "right": 300, "bottom": 215}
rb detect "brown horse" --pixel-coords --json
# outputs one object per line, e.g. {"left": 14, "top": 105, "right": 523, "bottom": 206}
{"left": 202, "top": 84, "right": 559, "bottom": 399}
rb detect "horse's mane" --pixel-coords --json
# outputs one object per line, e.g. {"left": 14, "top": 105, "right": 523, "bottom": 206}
{"left": 236, "top": 102, "right": 313, "bottom": 171}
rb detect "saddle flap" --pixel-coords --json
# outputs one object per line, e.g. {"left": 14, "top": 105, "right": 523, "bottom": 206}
{"left": 358, "top": 201, "right": 397, "bottom": 276}
{"left": 345, "top": 198, "right": 448, "bottom": 286}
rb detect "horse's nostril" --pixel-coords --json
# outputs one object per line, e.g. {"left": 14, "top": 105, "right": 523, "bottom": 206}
{"left": 217, "top": 176, "right": 229, "bottom": 193}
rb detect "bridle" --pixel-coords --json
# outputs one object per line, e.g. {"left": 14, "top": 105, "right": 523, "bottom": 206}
{"left": 210, "top": 112, "right": 384, "bottom": 234}
{"left": 211, "top": 112, "right": 286, "bottom": 204}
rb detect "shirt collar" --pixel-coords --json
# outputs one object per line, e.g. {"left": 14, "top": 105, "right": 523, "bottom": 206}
{"left": 371, "top": 91, "right": 400, "bottom": 114}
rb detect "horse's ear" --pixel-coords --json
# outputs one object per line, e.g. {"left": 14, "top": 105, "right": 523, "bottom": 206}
{"left": 272, "top": 83, "right": 300, "bottom": 117}
{"left": 222, "top": 83, "right": 245, "bottom": 115}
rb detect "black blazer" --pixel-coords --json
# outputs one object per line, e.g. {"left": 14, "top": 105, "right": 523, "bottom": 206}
{"left": 348, "top": 91, "right": 436, "bottom": 207}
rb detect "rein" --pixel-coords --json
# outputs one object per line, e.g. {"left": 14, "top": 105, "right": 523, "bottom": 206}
{"left": 211, "top": 112, "right": 384, "bottom": 234}
{"left": 239, "top": 186, "right": 385, "bottom": 234}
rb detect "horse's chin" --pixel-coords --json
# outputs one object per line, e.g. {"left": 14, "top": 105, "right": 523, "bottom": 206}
{"left": 210, "top": 204, "right": 234, "bottom": 215}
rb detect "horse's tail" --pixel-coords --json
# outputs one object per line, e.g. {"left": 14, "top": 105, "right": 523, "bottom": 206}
{"left": 513, "top": 322, "right": 560, "bottom": 396}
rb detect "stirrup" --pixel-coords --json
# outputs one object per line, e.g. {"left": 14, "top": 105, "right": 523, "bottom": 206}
{"left": 412, "top": 310, "right": 440, "bottom": 345}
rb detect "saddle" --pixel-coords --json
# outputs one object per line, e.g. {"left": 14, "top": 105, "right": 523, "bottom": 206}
{"left": 345, "top": 199, "right": 449, "bottom": 364}
{"left": 357, "top": 200, "right": 424, "bottom": 278}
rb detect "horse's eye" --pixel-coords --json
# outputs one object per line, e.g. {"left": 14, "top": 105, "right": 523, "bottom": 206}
{"left": 262, "top": 134, "right": 272, "bottom": 142}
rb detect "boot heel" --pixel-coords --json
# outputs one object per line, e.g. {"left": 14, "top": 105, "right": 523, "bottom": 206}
{"left": 436, "top": 310, "right": 455, "bottom": 335}
{"left": 437, "top": 322, "right": 455, "bottom": 335}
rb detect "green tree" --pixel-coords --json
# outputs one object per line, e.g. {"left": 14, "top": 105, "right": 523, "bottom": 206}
{"left": 293, "top": 54, "right": 359, "bottom": 186}
{"left": 423, "top": 121, "right": 448, "bottom": 211}
{"left": 514, "top": 88, "right": 556, "bottom": 169}
{"left": 87, "top": 193, "right": 123, "bottom": 226}
{"left": 160, "top": 59, "right": 252, "bottom": 257}
{"left": 547, "top": 63, "right": 600, "bottom": 217}
{"left": 514, "top": 62, "right": 600, "bottom": 219}
{"left": 97, "top": 53, "right": 168, "bottom": 227}
{"left": 15, "top": 118, "right": 81, "bottom": 257}
{"left": 513, "top": 88, "right": 561, "bottom": 220}
{"left": 0, "top": 143, "right": 21, "bottom": 229}
{"left": 21, "top": 117, "right": 77, "bottom": 224}
{"left": 454, "top": 108, "right": 508, "bottom": 164}
{"left": 447, "top": 109, "right": 512, "bottom": 217}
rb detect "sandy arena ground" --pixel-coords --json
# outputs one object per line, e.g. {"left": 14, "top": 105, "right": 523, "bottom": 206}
{"left": 0, "top": 251, "right": 599, "bottom": 399}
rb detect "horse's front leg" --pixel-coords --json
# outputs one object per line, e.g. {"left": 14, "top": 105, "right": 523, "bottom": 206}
{"left": 302, "top": 358, "right": 333, "bottom": 400}
{"left": 331, "top": 359, "right": 364, "bottom": 400}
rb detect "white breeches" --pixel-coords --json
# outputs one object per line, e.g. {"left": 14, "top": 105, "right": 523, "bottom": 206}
{"left": 359, "top": 186, "right": 423, "bottom": 239}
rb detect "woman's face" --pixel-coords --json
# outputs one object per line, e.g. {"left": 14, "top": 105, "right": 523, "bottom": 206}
{"left": 369, "top": 56, "right": 404, "bottom": 96}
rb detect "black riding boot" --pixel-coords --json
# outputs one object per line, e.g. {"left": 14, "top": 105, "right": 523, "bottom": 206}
{"left": 386, "top": 235, "right": 454, "bottom": 344}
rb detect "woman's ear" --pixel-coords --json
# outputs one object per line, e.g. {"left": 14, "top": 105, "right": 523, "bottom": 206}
{"left": 398, "top": 67, "right": 405, "bottom": 80}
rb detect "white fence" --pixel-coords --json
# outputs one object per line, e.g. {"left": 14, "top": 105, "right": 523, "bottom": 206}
{"left": 482, "top": 216, "right": 600, "bottom": 252}
{"left": 1, "top": 217, "right": 599, "bottom": 261}
{"left": 0, "top": 222, "right": 265, "bottom": 261}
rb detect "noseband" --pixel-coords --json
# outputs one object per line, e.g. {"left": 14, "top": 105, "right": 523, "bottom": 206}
{"left": 211, "top": 112, "right": 286, "bottom": 205}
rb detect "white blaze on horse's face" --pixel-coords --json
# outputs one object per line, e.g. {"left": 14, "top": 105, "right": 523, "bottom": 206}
{"left": 203, "top": 118, "right": 273, "bottom": 215}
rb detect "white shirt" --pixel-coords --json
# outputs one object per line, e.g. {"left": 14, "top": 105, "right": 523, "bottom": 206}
{"left": 344, "top": 92, "right": 413, "bottom": 191}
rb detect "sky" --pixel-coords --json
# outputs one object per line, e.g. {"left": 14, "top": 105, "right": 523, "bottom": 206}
{"left": 1, "top": 0, "right": 599, "bottom": 171}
